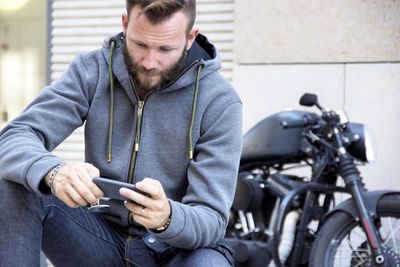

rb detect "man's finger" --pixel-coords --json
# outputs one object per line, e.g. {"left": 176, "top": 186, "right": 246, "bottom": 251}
{"left": 140, "top": 178, "right": 162, "bottom": 188}
{"left": 59, "top": 192, "right": 80, "bottom": 208}
{"left": 135, "top": 179, "right": 163, "bottom": 199}
{"left": 85, "top": 163, "right": 100, "bottom": 177}
{"left": 66, "top": 185, "right": 89, "bottom": 206}
{"left": 120, "top": 187, "right": 151, "bottom": 207}
{"left": 68, "top": 173, "right": 98, "bottom": 204}
{"left": 124, "top": 201, "right": 148, "bottom": 216}
{"left": 131, "top": 213, "right": 151, "bottom": 227}
{"left": 77, "top": 166, "right": 103, "bottom": 198}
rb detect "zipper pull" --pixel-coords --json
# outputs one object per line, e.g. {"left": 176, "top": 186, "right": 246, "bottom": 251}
{"left": 135, "top": 101, "right": 144, "bottom": 151}
{"left": 138, "top": 101, "right": 144, "bottom": 116}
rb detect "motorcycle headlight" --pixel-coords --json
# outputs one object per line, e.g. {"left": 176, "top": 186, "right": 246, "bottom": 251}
{"left": 345, "top": 123, "right": 376, "bottom": 164}
{"left": 363, "top": 126, "right": 376, "bottom": 164}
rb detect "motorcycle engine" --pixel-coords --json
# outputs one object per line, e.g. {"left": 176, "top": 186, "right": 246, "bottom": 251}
{"left": 232, "top": 172, "right": 264, "bottom": 212}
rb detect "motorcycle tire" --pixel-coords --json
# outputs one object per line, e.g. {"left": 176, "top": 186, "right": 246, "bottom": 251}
{"left": 310, "top": 194, "right": 400, "bottom": 267}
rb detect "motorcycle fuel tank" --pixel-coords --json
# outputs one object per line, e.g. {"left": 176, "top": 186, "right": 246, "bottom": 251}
{"left": 241, "top": 110, "right": 315, "bottom": 164}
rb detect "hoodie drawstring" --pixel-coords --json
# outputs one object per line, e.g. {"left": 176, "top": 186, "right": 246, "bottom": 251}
{"left": 107, "top": 38, "right": 203, "bottom": 162}
{"left": 107, "top": 40, "right": 116, "bottom": 163}
{"left": 188, "top": 64, "right": 203, "bottom": 160}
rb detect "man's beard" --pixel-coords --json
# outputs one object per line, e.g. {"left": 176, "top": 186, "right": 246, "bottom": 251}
{"left": 122, "top": 41, "right": 187, "bottom": 96}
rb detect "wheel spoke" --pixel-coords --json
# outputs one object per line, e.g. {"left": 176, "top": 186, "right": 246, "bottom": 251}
{"left": 353, "top": 258, "right": 369, "bottom": 267}
{"left": 384, "top": 216, "right": 400, "bottom": 251}
{"left": 311, "top": 196, "right": 400, "bottom": 267}
{"left": 353, "top": 249, "right": 369, "bottom": 265}
{"left": 332, "top": 216, "right": 400, "bottom": 266}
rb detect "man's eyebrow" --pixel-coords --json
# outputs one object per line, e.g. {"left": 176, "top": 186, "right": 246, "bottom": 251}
{"left": 131, "top": 38, "right": 178, "bottom": 50}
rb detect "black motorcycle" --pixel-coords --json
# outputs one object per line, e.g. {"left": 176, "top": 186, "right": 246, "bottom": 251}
{"left": 225, "top": 93, "right": 400, "bottom": 267}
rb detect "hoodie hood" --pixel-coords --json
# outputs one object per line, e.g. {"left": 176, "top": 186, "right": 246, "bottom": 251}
{"left": 101, "top": 32, "right": 222, "bottom": 162}
{"left": 102, "top": 32, "right": 222, "bottom": 94}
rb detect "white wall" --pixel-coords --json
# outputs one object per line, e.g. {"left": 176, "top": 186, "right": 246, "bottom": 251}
{"left": 233, "top": 63, "right": 400, "bottom": 190}
{"left": 0, "top": 0, "right": 47, "bottom": 122}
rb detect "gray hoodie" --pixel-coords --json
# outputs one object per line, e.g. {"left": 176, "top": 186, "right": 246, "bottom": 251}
{"left": 0, "top": 33, "right": 242, "bottom": 249}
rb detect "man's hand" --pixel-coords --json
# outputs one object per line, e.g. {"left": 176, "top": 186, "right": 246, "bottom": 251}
{"left": 119, "top": 177, "right": 171, "bottom": 230}
{"left": 44, "top": 163, "right": 103, "bottom": 208}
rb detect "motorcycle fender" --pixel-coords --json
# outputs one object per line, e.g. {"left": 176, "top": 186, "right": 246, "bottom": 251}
{"left": 323, "top": 190, "right": 400, "bottom": 222}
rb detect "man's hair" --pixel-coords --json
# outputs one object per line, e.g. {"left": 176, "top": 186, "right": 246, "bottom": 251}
{"left": 126, "top": 0, "right": 196, "bottom": 34}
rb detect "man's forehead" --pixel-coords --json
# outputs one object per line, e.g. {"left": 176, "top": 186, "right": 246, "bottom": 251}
{"left": 127, "top": 7, "right": 188, "bottom": 45}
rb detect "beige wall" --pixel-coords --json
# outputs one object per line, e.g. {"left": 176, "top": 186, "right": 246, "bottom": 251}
{"left": 235, "top": 0, "right": 400, "bottom": 63}
{"left": 233, "top": 1, "right": 400, "bottom": 190}
{"left": 0, "top": 0, "right": 47, "bottom": 123}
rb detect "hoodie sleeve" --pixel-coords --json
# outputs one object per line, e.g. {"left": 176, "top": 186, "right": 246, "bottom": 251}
{"left": 154, "top": 101, "right": 243, "bottom": 249}
{"left": 0, "top": 55, "right": 93, "bottom": 194}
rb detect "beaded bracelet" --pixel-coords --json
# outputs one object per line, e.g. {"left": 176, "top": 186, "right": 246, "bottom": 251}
{"left": 156, "top": 216, "right": 171, "bottom": 232}
{"left": 154, "top": 216, "right": 171, "bottom": 233}
{"left": 48, "top": 162, "right": 67, "bottom": 194}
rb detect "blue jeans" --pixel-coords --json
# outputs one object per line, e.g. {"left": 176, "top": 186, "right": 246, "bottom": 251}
{"left": 0, "top": 179, "right": 232, "bottom": 267}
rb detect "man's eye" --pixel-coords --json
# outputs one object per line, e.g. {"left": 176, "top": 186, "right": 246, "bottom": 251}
{"left": 133, "top": 42, "right": 146, "bottom": 49}
{"left": 159, "top": 48, "right": 172, "bottom": 53}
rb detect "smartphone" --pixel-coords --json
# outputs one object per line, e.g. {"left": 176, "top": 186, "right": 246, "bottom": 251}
{"left": 92, "top": 177, "right": 149, "bottom": 201}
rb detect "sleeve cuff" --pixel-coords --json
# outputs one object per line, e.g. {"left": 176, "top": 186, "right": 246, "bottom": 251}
{"left": 152, "top": 200, "right": 185, "bottom": 240}
{"left": 25, "top": 156, "right": 64, "bottom": 196}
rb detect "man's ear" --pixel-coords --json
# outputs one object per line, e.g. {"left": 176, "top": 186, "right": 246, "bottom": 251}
{"left": 122, "top": 13, "right": 128, "bottom": 35}
{"left": 186, "top": 27, "right": 199, "bottom": 50}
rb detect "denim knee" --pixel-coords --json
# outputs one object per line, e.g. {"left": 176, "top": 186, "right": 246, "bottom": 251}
{"left": 0, "top": 179, "right": 43, "bottom": 216}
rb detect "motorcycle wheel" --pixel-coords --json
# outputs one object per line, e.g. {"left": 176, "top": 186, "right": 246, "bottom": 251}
{"left": 310, "top": 194, "right": 400, "bottom": 267}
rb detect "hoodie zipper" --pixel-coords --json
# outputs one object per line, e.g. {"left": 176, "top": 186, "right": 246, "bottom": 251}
{"left": 127, "top": 95, "right": 148, "bottom": 185}
{"left": 127, "top": 91, "right": 149, "bottom": 225}
{"left": 126, "top": 60, "right": 201, "bottom": 185}
{"left": 126, "top": 61, "right": 202, "bottom": 225}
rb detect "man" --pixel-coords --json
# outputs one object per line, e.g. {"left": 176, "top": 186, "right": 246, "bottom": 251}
{"left": 0, "top": 0, "right": 242, "bottom": 266}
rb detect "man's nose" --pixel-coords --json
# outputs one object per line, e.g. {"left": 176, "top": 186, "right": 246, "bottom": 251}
{"left": 142, "top": 50, "right": 159, "bottom": 70}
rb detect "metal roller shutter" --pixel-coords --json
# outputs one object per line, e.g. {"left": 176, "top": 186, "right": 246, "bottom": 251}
{"left": 50, "top": 0, "right": 234, "bottom": 162}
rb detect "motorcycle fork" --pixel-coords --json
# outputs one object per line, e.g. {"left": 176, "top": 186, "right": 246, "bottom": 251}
{"left": 346, "top": 178, "right": 387, "bottom": 266}
{"left": 334, "top": 125, "right": 387, "bottom": 266}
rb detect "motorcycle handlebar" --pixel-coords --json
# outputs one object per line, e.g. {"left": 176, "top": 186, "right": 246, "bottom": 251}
{"left": 281, "top": 114, "right": 320, "bottom": 129}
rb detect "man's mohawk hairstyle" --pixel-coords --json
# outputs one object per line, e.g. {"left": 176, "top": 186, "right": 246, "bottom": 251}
{"left": 126, "top": 0, "right": 196, "bottom": 33}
